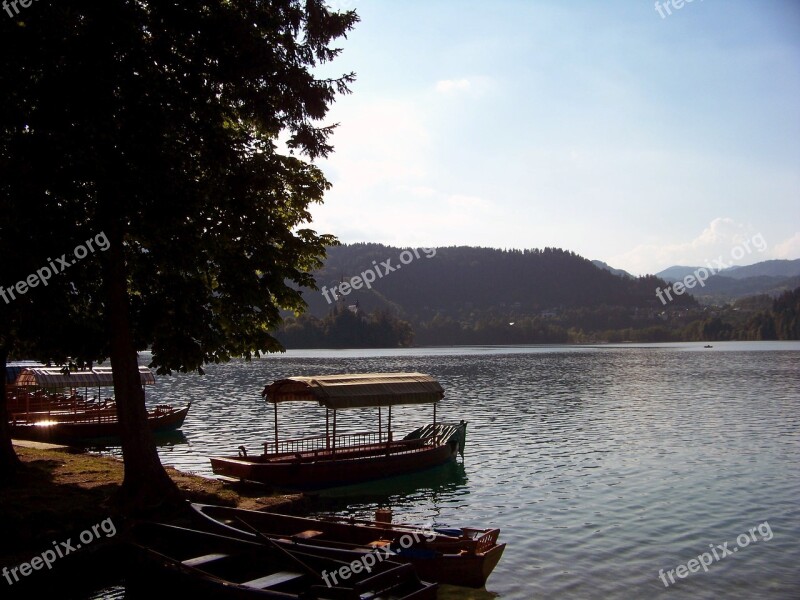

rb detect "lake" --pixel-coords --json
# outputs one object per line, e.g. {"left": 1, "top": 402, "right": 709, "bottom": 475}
{"left": 99, "top": 341, "right": 799, "bottom": 599}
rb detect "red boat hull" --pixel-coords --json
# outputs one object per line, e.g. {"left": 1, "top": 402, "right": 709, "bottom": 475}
{"left": 210, "top": 441, "right": 459, "bottom": 490}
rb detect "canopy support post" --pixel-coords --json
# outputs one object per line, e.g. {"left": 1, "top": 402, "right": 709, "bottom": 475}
{"left": 332, "top": 409, "right": 337, "bottom": 454}
{"left": 388, "top": 405, "right": 392, "bottom": 443}
{"left": 378, "top": 406, "right": 382, "bottom": 442}
{"left": 326, "top": 408, "right": 330, "bottom": 450}
{"left": 273, "top": 402, "right": 278, "bottom": 454}
{"left": 433, "top": 401, "right": 437, "bottom": 445}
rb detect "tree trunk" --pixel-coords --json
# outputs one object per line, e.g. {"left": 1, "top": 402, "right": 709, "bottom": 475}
{"left": 105, "top": 225, "right": 181, "bottom": 513}
{"left": 0, "top": 348, "right": 22, "bottom": 481}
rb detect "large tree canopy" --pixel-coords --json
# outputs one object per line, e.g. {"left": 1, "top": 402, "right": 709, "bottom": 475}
{"left": 0, "top": 0, "right": 358, "bottom": 506}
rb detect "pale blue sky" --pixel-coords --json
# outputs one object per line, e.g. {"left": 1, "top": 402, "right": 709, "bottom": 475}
{"left": 311, "top": 0, "right": 800, "bottom": 275}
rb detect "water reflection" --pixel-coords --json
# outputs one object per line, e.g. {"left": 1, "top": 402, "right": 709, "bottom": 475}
{"left": 308, "top": 461, "right": 469, "bottom": 520}
{"left": 84, "top": 430, "right": 188, "bottom": 457}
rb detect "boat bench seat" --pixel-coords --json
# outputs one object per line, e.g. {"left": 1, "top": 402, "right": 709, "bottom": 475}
{"left": 293, "top": 529, "right": 324, "bottom": 539}
{"left": 181, "top": 553, "right": 230, "bottom": 567}
{"left": 242, "top": 571, "right": 303, "bottom": 589}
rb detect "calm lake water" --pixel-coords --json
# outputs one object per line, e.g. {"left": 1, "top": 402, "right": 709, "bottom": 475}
{"left": 100, "top": 342, "right": 799, "bottom": 599}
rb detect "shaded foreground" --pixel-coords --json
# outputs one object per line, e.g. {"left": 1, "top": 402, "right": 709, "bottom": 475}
{"left": 0, "top": 443, "right": 301, "bottom": 596}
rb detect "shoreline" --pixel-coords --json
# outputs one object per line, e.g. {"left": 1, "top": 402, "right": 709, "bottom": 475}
{"left": 1, "top": 441, "right": 303, "bottom": 568}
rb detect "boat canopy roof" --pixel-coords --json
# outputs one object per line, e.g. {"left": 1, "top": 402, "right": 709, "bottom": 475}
{"left": 5, "top": 361, "right": 45, "bottom": 384}
{"left": 15, "top": 366, "right": 156, "bottom": 388}
{"left": 262, "top": 372, "right": 444, "bottom": 409}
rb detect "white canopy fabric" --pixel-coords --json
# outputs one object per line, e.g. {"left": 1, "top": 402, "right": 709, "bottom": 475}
{"left": 262, "top": 372, "right": 444, "bottom": 409}
{"left": 15, "top": 366, "right": 156, "bottom": 388}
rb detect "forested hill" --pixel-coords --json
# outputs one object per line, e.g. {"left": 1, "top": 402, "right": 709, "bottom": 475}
{"left": 300, "top": 243, "right": 691, "bottom": 321}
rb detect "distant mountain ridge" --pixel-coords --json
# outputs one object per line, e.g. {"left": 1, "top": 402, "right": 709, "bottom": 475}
{"left": 656, "top": 259, "right": 800, "bottom": 282}
{"left": 298, "top": 243, "right": 691, "bottom": 323}
{"left": 720, "top": 259, "right": 800, "bottom": 280}
{"left": 591, "top": 260, "right": 634, "bottom": 279}
{"left": 654, "top": 259, "right": 800, "bottom": 303}
{"left": 275, "top": 244, "right": 799, "bottom": 347}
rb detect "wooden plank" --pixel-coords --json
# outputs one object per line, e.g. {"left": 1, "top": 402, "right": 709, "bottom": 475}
{"left": 242, "top": 571, "right": 303, "bottom": 589}
{"left": 181, "top": 553, "right": 230, "bottom": 567}
{"left": 293, "top": 529, "right": 323, "bottom": 539}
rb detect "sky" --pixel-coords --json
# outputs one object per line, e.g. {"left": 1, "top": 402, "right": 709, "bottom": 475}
{"left": 308, "top": 0, "right": 800, "bottom": 276}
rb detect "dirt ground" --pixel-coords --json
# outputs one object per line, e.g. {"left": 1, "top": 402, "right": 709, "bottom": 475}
{"left": 0, "top": 444, "right": 302, "bottom": 566}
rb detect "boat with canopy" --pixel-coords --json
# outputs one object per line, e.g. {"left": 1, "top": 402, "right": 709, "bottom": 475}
{"left": 7, "top": 366, "right": 189, "bottom": 442}
{"left": 209, "top": 372, "right": 466, "bottom": 489}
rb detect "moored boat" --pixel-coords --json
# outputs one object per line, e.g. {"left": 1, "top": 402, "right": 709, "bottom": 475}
{"left": 191, "top": 503, "right": 506, "bottom": 588}
{"left": 8, "top": 403, "right": 190, "bottom": 443}
{"left": 127, "top": 521, "right": 437, "bottom": 599}
{"left": 6, "top": 366, "right": 189, "bottom": 442}
{"left": 210, "top": 372, "right": 466, "bottom": 490}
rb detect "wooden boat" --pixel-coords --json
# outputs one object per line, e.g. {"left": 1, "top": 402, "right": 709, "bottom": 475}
{"left": 128, "top": 521, "right": 437, "bottom": 599}
{"left": 210, "top": 373, "right": 467, "bottom": 490}
{"left": 190, "top": 503, "right": 505, "bottom": 589}
{"left": 7, "top": 366, "right": 189, "bottom": 443}
{"left": 8, "top": 403, "right": 190, "bottom": 443}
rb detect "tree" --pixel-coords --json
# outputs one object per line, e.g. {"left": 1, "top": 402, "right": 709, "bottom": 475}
{"left": 0, "top": 176, "right": 108, "bottom": 480}
{"left": 1, "top": 1, "right": 358, "bottom": 508}
{"left": 772, "top": 287, "right": 800, "bottom": 339}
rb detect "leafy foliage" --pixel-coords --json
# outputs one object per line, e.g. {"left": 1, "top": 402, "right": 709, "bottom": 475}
{"left": 277, "top": 306, "right": 413, "bottom": 348}
{"left": 1, "top": 1, "right": 358, "bottom": 497}
{"left": 1, "top": 0, "right": 358, "bottom": 372}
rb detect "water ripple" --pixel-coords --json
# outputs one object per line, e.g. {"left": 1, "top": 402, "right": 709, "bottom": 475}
{"left": 93, "top": 342, "right": 800, "bottom": 599}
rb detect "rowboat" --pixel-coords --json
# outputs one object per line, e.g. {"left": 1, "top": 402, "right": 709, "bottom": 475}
{"left": 127, "top": 521, "right": 437, "bottom": 599}
{"left": 190, "top": 503, "right": 505, "bottom": 588}
{"left": 210, "top": 373, "right": 466, "bottom": 490}
{"left": 6, "top": 366, "right": 189, "bottom": 443}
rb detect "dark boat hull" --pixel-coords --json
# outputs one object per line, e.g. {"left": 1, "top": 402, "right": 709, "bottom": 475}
{"left": 191, "top": 503, "right": 505, "bottom": 588}
{"left": 128, "top": 522, "right": 437, "bottom": 600}
{"left": 8, "top": 404, "right": 190, "bottom": 443}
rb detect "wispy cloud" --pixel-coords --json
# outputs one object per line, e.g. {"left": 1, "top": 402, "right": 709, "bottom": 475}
{"left": 773, "top": 232, "right": 800, "bottom": 259}
{"left": 436, "top": 78, "right": 472, "bottom": 93}
{"left": 608, "top": 218, "right": 774, "bottom": 275}
{"left": 446, "top": 194, "right": 491, "bottom": 210}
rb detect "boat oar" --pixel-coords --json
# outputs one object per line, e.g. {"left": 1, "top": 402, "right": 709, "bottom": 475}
{"left": 232, "top": 516, "right": 326, "bottom": 583}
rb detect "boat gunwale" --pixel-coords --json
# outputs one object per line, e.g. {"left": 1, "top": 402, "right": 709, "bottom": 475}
{"left": 213, "top": 436, "right": 454, "bottom": 467}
